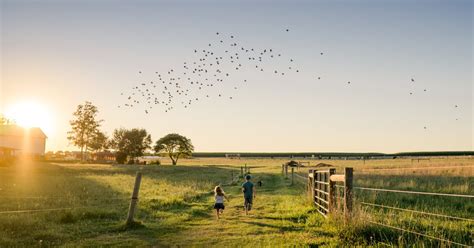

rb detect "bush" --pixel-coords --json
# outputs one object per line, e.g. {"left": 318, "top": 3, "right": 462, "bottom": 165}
{"left": 115, "top": 152, "right": 127, "bottom": 164}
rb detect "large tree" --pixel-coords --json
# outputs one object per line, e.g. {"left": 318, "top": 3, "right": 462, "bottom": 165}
{"left": 67, "top": 102, "right": 103, "bottom": 161}
{"left": 110, "top": 128, "right": 152, "bottom": 164}
{"left": 88, "top": 131, "right": 109, "bottom": 153}
{"left": 154, "top": 133, "right": 194, "bottom": 165}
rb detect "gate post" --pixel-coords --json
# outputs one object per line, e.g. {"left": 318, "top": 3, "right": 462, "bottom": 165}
{"left": 328, "top": 168, "right": 336, "bottom": 214}
{"left": 344, "top": 167, "right": 353, "bottom": 222}
{"left": 308, "top": 169, "right": 315, "bottom": 202}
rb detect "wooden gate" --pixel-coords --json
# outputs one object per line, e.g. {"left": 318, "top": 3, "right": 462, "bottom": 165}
{"left": 308, "top": 168, "right": 353, "bottom": 220}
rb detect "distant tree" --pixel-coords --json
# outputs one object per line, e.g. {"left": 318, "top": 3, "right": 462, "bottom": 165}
{"left": 110, "top": 128, "right": 152, "bottom": 164}
{"left": 154, "top": 133, "right": 194, "bottom": 165}
{"left": 67, "top": 102, "right": 103, "bottom": 161}
{"left": 88, "top": 131, "right": 109, "bottom": 153}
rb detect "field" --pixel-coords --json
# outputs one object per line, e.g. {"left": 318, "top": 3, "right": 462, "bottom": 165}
{"left": 0, "top": 157, "right": 472, "bottom": 247}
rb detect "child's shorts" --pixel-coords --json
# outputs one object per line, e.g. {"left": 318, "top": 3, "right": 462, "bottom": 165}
{"left": 214, "top": 203, "right": 225, "bottom": 210}
{"left": 244, "top": 197, "right": 252, "bottom": 210}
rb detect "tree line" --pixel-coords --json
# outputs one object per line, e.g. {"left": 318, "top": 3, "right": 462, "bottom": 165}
{"left": 67, "top": 101, "right": 193, "bottom": 165}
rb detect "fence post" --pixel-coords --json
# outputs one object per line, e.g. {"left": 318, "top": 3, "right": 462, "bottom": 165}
{"left": 344, "top": 167, "right": 353, "bottom": 222}
{"left": 285, "top": 165, "right": 288, "bottom": 179}
{"left": 328, "top": 168, "right": 336, "bottom": 214}
{"left": 248, "top": 167, "right": 250, "bottom": 174}
{"left": 291, "top": 167, "right": 294, "bottom": 185}
{"left": 241, "top": 166, "right": 244, "bottom": 177}
{"left": 307, "top": 169, "right": 312, "bottom": 200}
{"left": 126, "top": 171, "right": 142, "bottom": 226}
{"left": 245, "top": 164, "right": 247, "bottom": 174}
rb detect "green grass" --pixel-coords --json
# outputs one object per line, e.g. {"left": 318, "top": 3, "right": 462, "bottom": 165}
{"left": 352, "top": 170, "right": 473, "bottom": 247}
{"left": 0, "top": 160, "right": 338, "bottom": 247}
{"left": 0, "top": 157, "right": 472, "bottom": 247}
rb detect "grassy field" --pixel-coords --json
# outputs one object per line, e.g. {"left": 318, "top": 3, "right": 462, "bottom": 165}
{"left": 0, "top": 157, "right": 472, "bottom": 247}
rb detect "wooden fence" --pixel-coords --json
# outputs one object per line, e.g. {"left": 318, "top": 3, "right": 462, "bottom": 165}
{"left": 307, "top": 168, "right": 353, "bottom": 220}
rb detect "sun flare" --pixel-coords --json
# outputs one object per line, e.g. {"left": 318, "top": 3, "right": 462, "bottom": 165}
{"left": 4, "top": 101, "right": 54, "bottom": 134}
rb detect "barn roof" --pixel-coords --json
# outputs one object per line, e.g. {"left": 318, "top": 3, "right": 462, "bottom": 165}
{"left": 0, "top": 125, "right": 47, "bottom": 139}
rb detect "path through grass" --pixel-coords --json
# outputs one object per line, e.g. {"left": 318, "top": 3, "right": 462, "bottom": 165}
{"left": 0, "top": 161, "right": 337, "bottom": 247}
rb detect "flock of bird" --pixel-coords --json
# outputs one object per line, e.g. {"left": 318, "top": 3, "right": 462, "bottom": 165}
{"left": 118, "top": 29, "right": 313, "bottom": 113}
{"left": 118, "top": 28, "right": 461, "bottom": 129}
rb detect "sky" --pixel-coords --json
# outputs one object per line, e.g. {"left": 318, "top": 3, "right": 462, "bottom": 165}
{"left": 1, "top": 0, "right": 472, "bottom": 153}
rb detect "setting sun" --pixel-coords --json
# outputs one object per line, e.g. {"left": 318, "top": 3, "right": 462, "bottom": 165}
{"left": 4, "top": 101, "right": 54, "bottom": 134}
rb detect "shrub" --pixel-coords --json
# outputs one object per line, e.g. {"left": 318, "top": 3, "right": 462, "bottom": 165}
{"left": 115, "top": 152, "right": 127, "bottom": 164}
{"left": 150, "top": 160, "right": 161, "bottom": 165}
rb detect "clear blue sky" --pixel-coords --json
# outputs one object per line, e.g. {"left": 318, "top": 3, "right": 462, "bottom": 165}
{"left": 1, "top": 0, "right": 472, "bottom": 152}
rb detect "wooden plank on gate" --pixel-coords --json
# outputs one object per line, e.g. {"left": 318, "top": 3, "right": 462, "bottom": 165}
{"left": 324, "top": 172, "right": 328, "bottom": 209}
{"left": 330, "top": 174, "right": 345, "bottom": 182}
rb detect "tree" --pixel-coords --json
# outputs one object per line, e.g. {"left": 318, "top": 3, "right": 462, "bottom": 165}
{"left": 67, "top": 102, "right": 103, "bottom": 161}
{"left": 88, "top": 131, "right": 109, "bottom": 153}
{"left": 110, "top": 128, "right": 152, "bottom": 164}
{"left": 154, "top": 133, "right": 194, "bottom": 165}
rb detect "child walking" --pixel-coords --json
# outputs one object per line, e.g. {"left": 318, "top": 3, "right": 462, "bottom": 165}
{"left": 213, "top": 185, "right": 229, "bottom": 219}
{"left": 242, "top": 175, "right": 256, "bottom": 215}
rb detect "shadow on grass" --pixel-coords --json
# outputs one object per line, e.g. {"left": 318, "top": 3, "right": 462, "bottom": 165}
{"left": 243, "top": 220, "right": 304, "bottom": 232}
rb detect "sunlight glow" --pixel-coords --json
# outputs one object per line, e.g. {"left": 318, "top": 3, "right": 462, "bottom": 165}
{"left": 5, "top": 101, "right": 54, "bottom": 135}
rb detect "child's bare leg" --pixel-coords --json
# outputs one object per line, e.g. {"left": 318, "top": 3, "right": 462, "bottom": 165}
{"left": 216, "top": 209, "right": 220, "bottom": 219}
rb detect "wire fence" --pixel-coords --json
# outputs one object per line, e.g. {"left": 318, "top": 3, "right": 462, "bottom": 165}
{"left": 354, "top": 187, "right": 474, "bottom": 198}
{"left": 293, "top": 173, "right": 307, "bottom": 181}
{"left": 0, "top": 201, "right": 130, "bottom": 215}
{"left": 294, "top": 169, "right": 474, "bottom": 247}
{"left": 0, "top": 196, "right": 129, "bottom": 200}
{"left": 367, "top": 220, "right": 471, "bottom": 248}
{"left": 359, "top": 202, "right": 474, "bottom": 222}
{"left": 356, "top": 165, "right": 474, "bottom": 173}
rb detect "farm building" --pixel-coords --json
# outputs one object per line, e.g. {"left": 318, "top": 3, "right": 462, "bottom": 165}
{"left": 0, "top": 125, "right": 47, "bottom": 158}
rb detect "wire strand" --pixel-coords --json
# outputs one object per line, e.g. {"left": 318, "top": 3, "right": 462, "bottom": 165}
{"left": 356, "top": 165, "right": 474, "bottom": 173}
{"left": 360, "top": 202, "right": 474, "bottom": 222}
{"left": 0, "top": 202, "right": 129, "bottom": 215}
{"left": 294, "top": 174, "right": 307, "bottom": 180}
{"left": 367, "top": 220, "right": 471, "bottom": 248}
{"left": 0, "top": 196, "right": 129, "bottom": 200}
{"left": 354, "top": 187, "right": 474, "bottom": 198}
